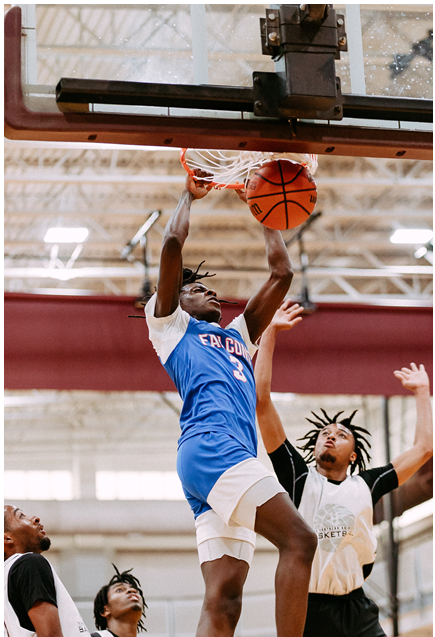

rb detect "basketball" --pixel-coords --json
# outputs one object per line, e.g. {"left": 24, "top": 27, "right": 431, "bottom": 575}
{"left": 246, "top": 160, "right": 317, "bottom": 230}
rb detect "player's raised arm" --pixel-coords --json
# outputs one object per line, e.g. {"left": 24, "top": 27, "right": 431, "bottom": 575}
{"left": 235, "top": 189, "right": 294, "bottom": 342}
{"left": 255, "top": 300, "right": 303, "bottom": 453}
{"left": 391, "top": 363, "right": 433, "bottom": 486}
{"left": 155, "top": 171, "right": 213, "bottom": 318}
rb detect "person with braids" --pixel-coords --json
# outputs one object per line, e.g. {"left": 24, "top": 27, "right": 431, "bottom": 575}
{"left": 145, "top": 171, "right": 317, "bottom": 637}
{"left": 255, "top": 299, "right": 433, "bottom": 637}
{"left": 91, "top": 565, "right": 147, "bottom": 637}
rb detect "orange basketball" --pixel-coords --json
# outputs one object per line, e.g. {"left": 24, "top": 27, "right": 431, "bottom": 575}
{"left": 246, "top": 160, "right": 317, "bottom": 230}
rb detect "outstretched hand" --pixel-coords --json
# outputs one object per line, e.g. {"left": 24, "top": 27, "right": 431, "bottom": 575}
{"left": 186, "top": 169, "right": 214, "bottom": 200}
{"left": 393, "top": 363, "right": 430, "bottom": 393}
{"left": 269, "top": 298, "right": 304, "bottom": 333}
{"left": 235, "top": 188, "right": 248, "bottom": 204}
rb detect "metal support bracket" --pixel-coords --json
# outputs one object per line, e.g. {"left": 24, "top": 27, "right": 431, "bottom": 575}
{"left": 259, "top": 4, "right": 347, "bottom": 119}
{"left": 253, "top": 72, "right": 343, "bottom": 120}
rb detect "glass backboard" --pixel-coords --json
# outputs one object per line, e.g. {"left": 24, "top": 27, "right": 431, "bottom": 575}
{"left": 5, "top": 3, "right": 433, "bottom": 156}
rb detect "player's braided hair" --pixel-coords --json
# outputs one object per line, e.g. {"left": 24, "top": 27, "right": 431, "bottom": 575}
{"left": 296, "top": 409, "right": 372, "bottom": 474}
{"left": 181, "top": 260, "right": 216, "bottom": 287}
{"left": 93, "top": 564, "right": 147, "bottom": 631}
{"left": 131, "top": 261, "right": 236, "bottom": 316}
{"left": 181, "top": 261, "right": 237, "bottom": 305}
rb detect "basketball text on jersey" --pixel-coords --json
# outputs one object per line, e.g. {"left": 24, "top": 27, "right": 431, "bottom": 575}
{"left": 313, "top": 504, "right": 356, "bottom": 552}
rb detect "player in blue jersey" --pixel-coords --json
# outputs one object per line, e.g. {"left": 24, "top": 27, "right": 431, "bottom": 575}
{"left": 145, "top": 171, "right": 317, "bottom": 637}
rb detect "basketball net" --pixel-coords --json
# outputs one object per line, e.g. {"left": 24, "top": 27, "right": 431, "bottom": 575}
{"left": 180, "top": 149, "right": 318, "bottom": 189}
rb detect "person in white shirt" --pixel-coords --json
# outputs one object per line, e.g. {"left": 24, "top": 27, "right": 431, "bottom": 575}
{"left": 91, "top": 565, "right": 147, "bottom": 637}
{"left": 255, "top": 299, "right": 433, "bottom": 637}
{"left": 4, "top": 505, "right": 90, "bottom": 637}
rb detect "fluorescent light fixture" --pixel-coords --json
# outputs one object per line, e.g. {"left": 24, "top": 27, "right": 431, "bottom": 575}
{"left": 44, "top": 227, "right": 89, "bottom": 243}
{"left": 390, "top": 229, "right": 433, "bottom": 244}
{"left": 414, "top": 247, "right": 428, "bottom": 259}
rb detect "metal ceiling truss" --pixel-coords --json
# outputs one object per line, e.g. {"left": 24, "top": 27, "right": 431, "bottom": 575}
{"left": 5, "top": 153, "right": 432, "bottom": 304}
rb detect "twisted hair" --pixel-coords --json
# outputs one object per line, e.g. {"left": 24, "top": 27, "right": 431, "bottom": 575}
{"left": 296, "top": 409, "right": 372, "bottom": 474}
{"left": 138, "top": 261, "right": 216, "bottom": 310}
{"left": 182, "top": 260, "right": 216, "bottom": 287}
{"left": 93, "top": 564, "right": 147, "bottom": 632}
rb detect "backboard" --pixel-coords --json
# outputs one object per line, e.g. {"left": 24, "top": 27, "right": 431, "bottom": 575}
{"left": 5, "top": 4, "right": 433, "bottom": 158}
{"left": 4, "top": 4, "right": 433, "bottom": 305}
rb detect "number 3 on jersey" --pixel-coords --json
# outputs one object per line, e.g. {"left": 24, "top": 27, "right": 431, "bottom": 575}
{"left": 229, "top": 355, "right": 247, "bottom": 382}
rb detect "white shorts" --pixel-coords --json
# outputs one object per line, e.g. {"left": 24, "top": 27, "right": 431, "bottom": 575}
{"left": 195, "top": 458, "right": 286, "bottom": 565}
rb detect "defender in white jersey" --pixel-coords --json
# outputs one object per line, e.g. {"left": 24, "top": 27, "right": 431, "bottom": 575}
{"left": 145, "top": 171, "right": 317, "bottom": 637}
{"left": 4, "top": 505, "right": 90, "bottom": 637}
{"left": 255, "top": 300, "right": 433, "bottom": 637}
{"left": 91, "top": 565, "right": 146, "bottom": 637}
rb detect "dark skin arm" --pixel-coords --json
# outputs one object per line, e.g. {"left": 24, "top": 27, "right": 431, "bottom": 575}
{"left": 28, "top": 600, "right": 64, "bottom": 637}
{"left": 391, "top": 363, "right": 432, "bottom": 486}
{"left": 255, "top": 300, "right": 304, "bottom": 452}
{"left": 155, "top": 172, "right": 213, "bottom": 319}
{"left": 235, "top": 189, "right": 294, "bottom": 343}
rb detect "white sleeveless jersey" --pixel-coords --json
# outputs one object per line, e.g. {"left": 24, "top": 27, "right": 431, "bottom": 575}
{"left": 4, "top": 553, "right": 90, "bottom": 637}
{"left": 298, "top": 467, "right": 377, "bottom": 595}
{"left": 91, "top": 632, "right": 113, "bottom": 637}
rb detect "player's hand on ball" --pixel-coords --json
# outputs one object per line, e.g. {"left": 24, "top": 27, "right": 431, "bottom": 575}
{"left": 393, "top": 363, "right": 430, "bottom": 393}
{"left": 270, "top": 298, "right": 304, "bottom": 333}
{"left": 235, "top": 188, "right": 248, "bottom": 204}
{"left": 186, "top": 169, "right": 214, "bottom": 199}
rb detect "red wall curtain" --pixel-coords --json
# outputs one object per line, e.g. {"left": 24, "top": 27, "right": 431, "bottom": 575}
{"left": 5, "top": 293, "right": 432, "bottom": 394}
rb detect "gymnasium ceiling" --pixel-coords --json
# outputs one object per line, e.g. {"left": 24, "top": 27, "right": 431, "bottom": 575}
{"left": 4, "top": 4, "right": 433, "bottom": 306}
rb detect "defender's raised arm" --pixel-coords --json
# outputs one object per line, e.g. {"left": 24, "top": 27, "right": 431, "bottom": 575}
{"left": 255, "top": 300, "right": 304, "bottom": 453}
{"left": 391, "top": 363, "right": 433, "bottom": 485}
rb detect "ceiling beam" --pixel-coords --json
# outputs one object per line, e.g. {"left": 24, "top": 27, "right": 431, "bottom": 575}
{"left": 4, "top": 265, "right": 432, "bottom": 280}
{"left": 4, "top": 208, "right": 433, "bottom": 219}
{"left": 3, "top": 240, "right": 429, "bottom": 251}
{"left": 5, "top": 173, "right": 432, "bottom": 186}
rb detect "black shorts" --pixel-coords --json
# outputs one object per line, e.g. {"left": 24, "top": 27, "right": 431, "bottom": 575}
{"left": 303, "top": 588, "right": 386, "bottom": 637}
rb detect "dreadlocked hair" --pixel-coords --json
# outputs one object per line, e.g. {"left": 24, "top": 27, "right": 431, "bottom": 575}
{"left": 296, "top": 409, "right": 372, "bottom": 475}
{"left": 182, "top": 260, "right": 216, "bottom": 287}
{"left": 139, "top": 261, "right": 216, "bottom": 309}
{"left": 93, "top": 564, "right": 148, "bottom": 632}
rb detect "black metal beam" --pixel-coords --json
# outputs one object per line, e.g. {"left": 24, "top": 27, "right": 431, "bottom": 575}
{"left": 56, "top": 77, "right": 433, "bottom": 123}
{"left": 342, "top": 94, "right": 433, "bottom": 123}
{"left": 304, "top": 4, "right": 329, "bottom": 24}
{"left": 56, "top": 78, "right": 255, "bottom": 113}
{"left": 383, "top": 397, "right": 400, "bottom": 637}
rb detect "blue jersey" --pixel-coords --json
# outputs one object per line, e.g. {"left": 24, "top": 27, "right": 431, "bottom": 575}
{"left": 145, "top": 296, "right": 258, "bottom": 455}
{"left": 164, "top": 316, "right": 257, "bottom": 454}
{"left": 146, "top": 296, "right": 259, "bottom": 516}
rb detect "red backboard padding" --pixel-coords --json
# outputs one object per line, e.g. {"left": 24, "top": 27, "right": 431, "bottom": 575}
{"left": 4, "top": 293, "right": 432, "bottom": 395}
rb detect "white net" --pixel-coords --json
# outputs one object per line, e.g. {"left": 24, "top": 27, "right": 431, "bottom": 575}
{"left": 181, "top": 149, "right": 318, "bottom": 189}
